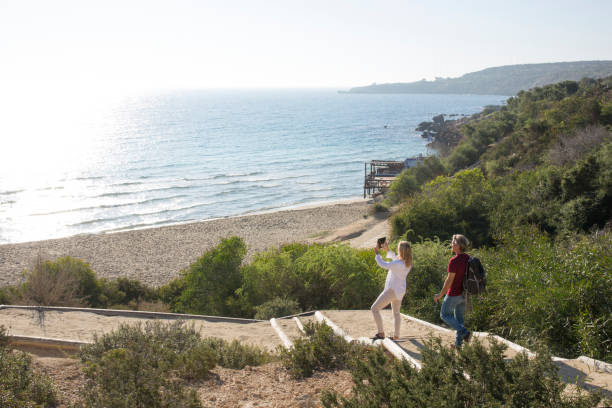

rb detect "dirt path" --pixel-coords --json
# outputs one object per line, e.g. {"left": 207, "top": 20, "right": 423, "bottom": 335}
{"left": 0, "top": 308, "right": 282, "bottom": 351}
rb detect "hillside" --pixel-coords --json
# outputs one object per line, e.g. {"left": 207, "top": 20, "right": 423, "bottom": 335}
{"left": 344, "top": 60, "right": 612, "bottom": 95}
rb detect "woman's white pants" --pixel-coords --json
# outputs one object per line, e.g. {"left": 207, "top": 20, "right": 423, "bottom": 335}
{"left": 370, "top": 288, "right": 403, "bottom": 338}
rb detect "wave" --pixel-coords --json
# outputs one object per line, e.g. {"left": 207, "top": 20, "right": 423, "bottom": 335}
{"left": 109, "top": 181, "right": 144, "bottom": 187}
{"left": 36, "top": 186, "right": 65, "bottom": 191}
{"left": 68, "top": 201, "right": 213, "bottom": 227}
{"left": 208, "top": 179, "right": 243, "bottom": 186}
{"left": 303, "top": 186, "right": 335, "bottom": 193}
{"left": 30, "top": 194, "right": 190, "bottom": 216}
{"left": 181, "top": 176, "right": 214, "bottom": 182}
{"left": 93, "top": 185, "right": 194, "bottom": 198}
{"left": 211, "top": 171, "right": 263, "bottom": 179}
{"left": 0, "top": 189, "right": 25, "bottom": 195}
{"left": 103, "top": 219, "right": 192, "bottom": 233}
{"left": 74, "top": 176, "right": 105, "bottom": 181}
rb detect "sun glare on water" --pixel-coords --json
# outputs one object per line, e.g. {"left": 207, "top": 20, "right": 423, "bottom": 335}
{"left": 0, "top": 87, "right": 129, "bottom": 242}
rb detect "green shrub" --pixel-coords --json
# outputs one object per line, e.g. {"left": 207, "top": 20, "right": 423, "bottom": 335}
{"left": 98, "top": 277, "right": 159, "bottom": 309}
{"left": 601, "top": 100, "right": 612, "bottom": 125}
{"left": 280, "top": 321, "right": 369, "bottom": 379}
{"left": 0, "top": 326, "right": 59, "bottom": 407}
{"left": 469, "top": 227, "right": 612, "bottom": 361}
{"left": 392, "top": 169, "right": 494, "bottom": 247}
{"left": 80, "top": 347, "right": 202, "bottom": 408}
{"left": 388, "top": 171, "right": 418, "bottom": 202}
{"left": 199, "top": 337, "right": 273, "bottom": 369}
{"left": 0, "top": 287, "right": 13, "bottom": 304}
{"left": 238, "top": 247, "right": 301, "bottom": 316}
{"left": 253, "top": 297, "right": 302, "bottom": 320}
{"left": 169, "top": 237, "right": 246, "bottom": 315}
{"left": 79, "top": 321, "right": 212, "bottom": 408}
{"left": 373, "top": 202, "right": 389, "bottom": 213}
{"left": 321, "top": 338, "right": 604, "bottom": 408}
{"left": 293, "top": 244, "right": 379, "bottom": 310}
{"left": 387, "top": 157, "right": 447, "bottom": 203}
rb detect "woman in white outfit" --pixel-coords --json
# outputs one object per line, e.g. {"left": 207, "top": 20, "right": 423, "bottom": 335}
{"left": 371, "top": 240, "right": 412, "bottom": 340}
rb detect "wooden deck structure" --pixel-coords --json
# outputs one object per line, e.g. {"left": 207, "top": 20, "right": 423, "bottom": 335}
{"left": 364, "top": 156, "right": 424, "bottom": 198}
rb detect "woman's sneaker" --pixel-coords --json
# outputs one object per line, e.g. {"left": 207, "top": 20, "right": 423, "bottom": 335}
{"left": 463, "top": 330, "right": 472, "bottom": 343}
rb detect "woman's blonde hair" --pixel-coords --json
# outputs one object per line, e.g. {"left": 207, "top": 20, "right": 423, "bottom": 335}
{"left": 452, "top": 234, "right": 470, "bottom": 252}
{"left": 397, "top": 241, "right": 412, "bottom": 268}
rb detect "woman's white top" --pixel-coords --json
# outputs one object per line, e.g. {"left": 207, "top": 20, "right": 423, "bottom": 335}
{"left": 375, "top": 250, "right": 411, "bottom": 300}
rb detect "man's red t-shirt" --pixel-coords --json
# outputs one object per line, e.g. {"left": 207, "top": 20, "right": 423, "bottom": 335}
{"left": 447, "top": 253, "right": 469, "bottom": 296}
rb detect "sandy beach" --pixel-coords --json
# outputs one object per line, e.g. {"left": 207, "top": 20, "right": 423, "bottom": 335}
{"left": 0, "top": 199, "right": 390, "bottom": 287}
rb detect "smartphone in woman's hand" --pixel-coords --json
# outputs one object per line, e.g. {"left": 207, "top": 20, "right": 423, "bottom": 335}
{"left": 377, "top": 237, "right": 386, "bottom": 248}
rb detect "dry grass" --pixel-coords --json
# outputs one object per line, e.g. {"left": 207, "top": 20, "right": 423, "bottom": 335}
{"left": 20, "top": 254, "right": 85, "bottom": 307}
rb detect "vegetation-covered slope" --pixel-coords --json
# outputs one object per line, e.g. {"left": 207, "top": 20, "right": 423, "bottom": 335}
{"left": 387, "top": 76, "right": 612, "bottom": 360}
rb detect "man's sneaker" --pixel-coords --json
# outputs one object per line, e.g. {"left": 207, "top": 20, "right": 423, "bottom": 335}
{"left": 463, "top": 330, "right": 472, "bottom": 343}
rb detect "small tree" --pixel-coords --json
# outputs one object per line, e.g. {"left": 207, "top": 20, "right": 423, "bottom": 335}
{"left": 174, "top": 237, "right": 246, "bottom": 316}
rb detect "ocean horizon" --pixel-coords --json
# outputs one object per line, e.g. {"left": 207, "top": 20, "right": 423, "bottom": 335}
{"left": 0, "top": 89, "right": 506, "bottom": 244}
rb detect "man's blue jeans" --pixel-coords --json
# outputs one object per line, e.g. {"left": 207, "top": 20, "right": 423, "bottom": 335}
{"left": 440, "top": 295, "right": 468, "bottom": 346}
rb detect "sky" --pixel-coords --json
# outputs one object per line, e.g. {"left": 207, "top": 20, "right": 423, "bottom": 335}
{"left": 1, "top": 0, "right": 612, "bottom": 95}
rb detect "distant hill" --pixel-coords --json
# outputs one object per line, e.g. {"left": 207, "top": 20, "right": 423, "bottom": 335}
{"left": 343, "top": 61, "right": 612, "bottom": 95}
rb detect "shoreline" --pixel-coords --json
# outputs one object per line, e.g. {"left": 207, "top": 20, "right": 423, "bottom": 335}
{"left": 100, "top": 196, "right": 366, "bottom": 239}
{"left": 0, "top": 198, "right": 377, "bottom": 287}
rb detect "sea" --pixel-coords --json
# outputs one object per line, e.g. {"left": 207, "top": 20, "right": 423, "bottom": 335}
{"left": 0, "top": 89, "right": 506, "bottom": 244}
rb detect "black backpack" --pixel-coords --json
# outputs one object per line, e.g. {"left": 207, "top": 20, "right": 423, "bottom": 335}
{"left": 463, "top": 256, "right": 486, "bottom": 296}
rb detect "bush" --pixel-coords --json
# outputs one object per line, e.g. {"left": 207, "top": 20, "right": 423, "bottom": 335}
{"left": 392, "top": 169, "right": 494, "bottom": 247}
{"left": 546, "top": 125, "right": 611, "bottom": 166}
{"left": 0, "top": 326, "right": 59, "bottom": 407}
{"left": 168, "top": 237, "right": 246, "bottom": 316}
{"left": 0, "top": 286, "right": 13, "bottom": 304}
{"left": 293, "top": 244, "right": 379, "bottom": 310}
{"left": 387, "top": 157, "right": 447, "bottom": 203}
{"left": 78, "top": 320, "right": 274, "bottom": 407}
{"left": 79, "top": 321, "right": 212, "bottom": 408}
{"left": 388, "top": 171, "right": 418, "bottom": 202}
{"left": 373, "top": 202, "right": 389, "bottom": 213}
{"left": 279, "top": 321, "right": 369, "bottom": 379}
{"left": 321, "top": 338, "right": 604, "bottom": 408}
{"left": 469, "top": 227, "right": 612, "bottom": 361}
{"left": 17, "top": 255, "right": 165, "bottom": 310}
{"left": 199, "top": 337, "right": 273, "bottom": 369}
{"left": 253, "top": 297, "right": 302, "bottom": 320}
{"left": 98, "top": 277, "right": 159, "bottom": 309}
{"left": 238, "top": 246, "right": 302, "bottom": 316}
{"left": 20, "top": 255, "right": 88, "bottom": 307}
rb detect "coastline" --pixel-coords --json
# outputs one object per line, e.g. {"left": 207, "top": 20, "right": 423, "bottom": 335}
{"left": 0, "top": 198, "right": 378, "bottom": 287}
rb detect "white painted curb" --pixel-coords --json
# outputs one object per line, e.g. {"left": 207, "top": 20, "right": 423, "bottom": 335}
{"left": 315, "top": 311, "right": 421, "bottom": 370}
{"left": 9, "top": 335, "right": 91, "bottom": 351}
{"left": 314, "top": 311, "right": 354, "bottom": 341}
{"left": 400, "top": 313, "right": 451, "bottom": 333}
{"left": 270, "top": 318, "right": 293, "bottom": 349}
{"left": 293, "top": 316, "right": 305, "bottom": 334}
{"left": 382, "top": 338, "right": 422, "bottom": 370}
{"left": 578, "top": 356, "right": 612, "bottom": 374}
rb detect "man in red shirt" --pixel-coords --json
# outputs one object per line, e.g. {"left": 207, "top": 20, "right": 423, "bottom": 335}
{"left": 434, "top": 234, "right": 472, "bottom": 348}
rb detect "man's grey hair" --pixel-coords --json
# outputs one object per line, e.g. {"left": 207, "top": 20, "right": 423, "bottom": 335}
{"left": 452, "top": 234, "right": 470, "bottom": 252}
